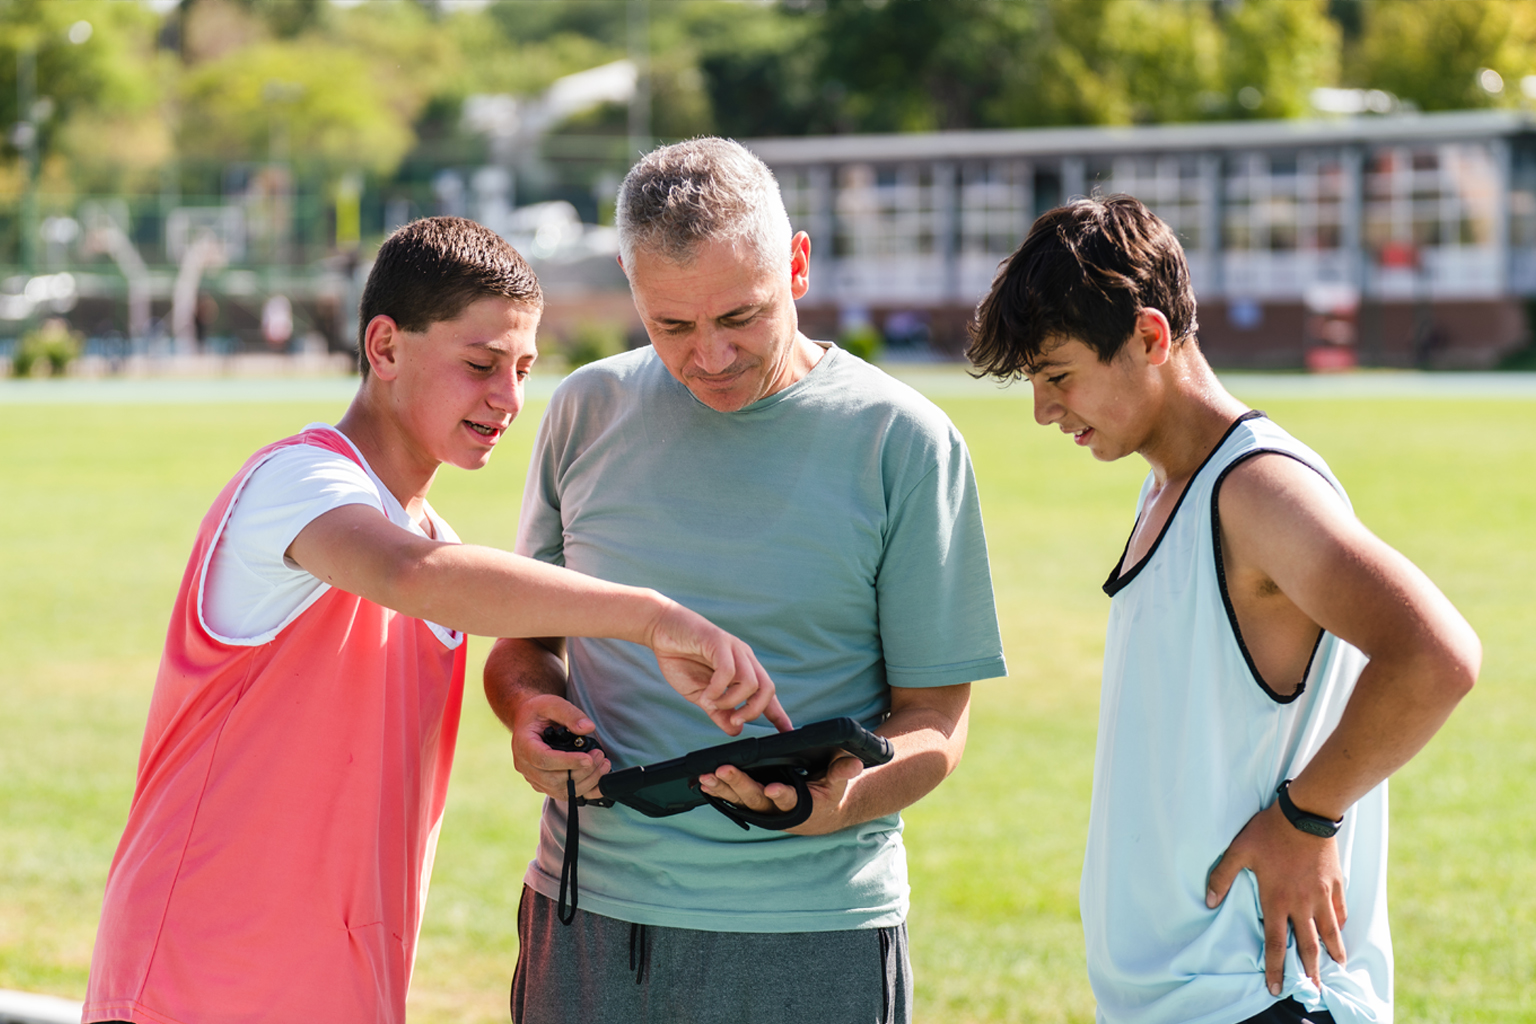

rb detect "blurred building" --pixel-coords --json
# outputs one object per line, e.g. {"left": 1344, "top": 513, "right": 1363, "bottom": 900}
{"left": 748, "top": 110, "right": 1536, "bottom": 368}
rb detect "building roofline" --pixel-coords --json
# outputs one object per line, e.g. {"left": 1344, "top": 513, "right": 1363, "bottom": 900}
{"left": 743, "top": 110, "right": 1535, "bottom": 165}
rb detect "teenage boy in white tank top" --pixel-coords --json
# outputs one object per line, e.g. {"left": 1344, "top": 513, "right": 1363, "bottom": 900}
{"left": 968, "top": 196, "right": 1480, "bottom": 1024}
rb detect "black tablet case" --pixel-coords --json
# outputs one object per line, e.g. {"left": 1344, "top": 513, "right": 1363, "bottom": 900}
{"left": 599, "top": 716, "right": 894, "bottom": 818}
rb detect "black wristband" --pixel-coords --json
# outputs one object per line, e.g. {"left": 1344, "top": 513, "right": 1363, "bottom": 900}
{"left": 1276, "top": 779, "right": 1343, "bottom": 838}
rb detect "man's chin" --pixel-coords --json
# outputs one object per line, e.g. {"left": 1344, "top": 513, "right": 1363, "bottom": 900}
{"left": 685, "top": 378, "right": 756, "bottom": 412}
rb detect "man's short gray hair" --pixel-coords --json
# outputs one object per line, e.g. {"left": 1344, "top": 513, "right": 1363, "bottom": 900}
{"left": 616, "top": 137, "right": 794, "bottom": 274}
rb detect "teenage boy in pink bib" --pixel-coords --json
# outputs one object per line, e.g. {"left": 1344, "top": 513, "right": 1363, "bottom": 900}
{"left": 83, "top": 217, "right": 787, "bottom": 1024}
{"left": 968, "top": 196, "right": 1479, "bottom": 1024}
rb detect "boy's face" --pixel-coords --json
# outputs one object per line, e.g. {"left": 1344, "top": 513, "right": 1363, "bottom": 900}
{"left": 1027, "top": 334, "right": 1154, "bottom": 463}
{"left": 382, "top": 295, "right": 541, "bottom": 471}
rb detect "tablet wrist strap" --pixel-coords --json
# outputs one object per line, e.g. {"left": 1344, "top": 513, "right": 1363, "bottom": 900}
{"left": 702, "top": 771, "right": 815, "bottom": 831}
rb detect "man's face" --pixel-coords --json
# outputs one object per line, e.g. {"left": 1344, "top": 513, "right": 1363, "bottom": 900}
{"left": 1027, "top": 335, "right": 1153, "bottom": 463}
{"left": 625, "top": 233, "right": 811, "bottom": 413}
{"left": 382, "top": 295, "right": 540, "bottom": 471}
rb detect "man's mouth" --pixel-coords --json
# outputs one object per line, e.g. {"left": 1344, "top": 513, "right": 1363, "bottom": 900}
{"left": 1070, "top": 426, "right": 1093, "bottom": 446}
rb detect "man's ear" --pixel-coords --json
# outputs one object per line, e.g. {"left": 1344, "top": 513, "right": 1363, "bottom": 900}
{"left": 362, "top": 315, "right": 403, "bottom": 381}
{"left": 789, "top": 231, "right": 811, "bottom": 300}
{"left": 1136, "top": 308, "right": 1173, "bottom": 367}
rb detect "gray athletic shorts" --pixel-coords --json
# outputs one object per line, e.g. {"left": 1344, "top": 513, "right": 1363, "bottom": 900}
{"left": 511, "top": 887, "right": 913, "bottom": 1024}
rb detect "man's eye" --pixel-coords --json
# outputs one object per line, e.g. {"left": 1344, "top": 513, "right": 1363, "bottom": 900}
{"left": 468, "top": 362, "right": 492, "bottom": 373}
{"left": 1047, "top": 373, "right": 1068, "bottom": 386}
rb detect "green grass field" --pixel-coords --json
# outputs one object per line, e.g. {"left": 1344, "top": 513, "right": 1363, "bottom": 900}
{"left": 1, "top": 383, "right": 1532, "bottom": 1022}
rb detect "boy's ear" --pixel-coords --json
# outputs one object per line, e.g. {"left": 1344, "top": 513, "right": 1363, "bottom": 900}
{"left": 1135, "top": 308, "right": 1173, "bottom": 367}
{"left": 363, "top": 315, "right": 403, "bottom": 381}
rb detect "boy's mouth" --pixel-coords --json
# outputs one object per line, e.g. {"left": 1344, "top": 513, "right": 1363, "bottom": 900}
{"left": 465, "top": 420, "right": 505, "bottom": 440}
{"left": 1071, "top": 426, "right": 1093, "bottom": 445}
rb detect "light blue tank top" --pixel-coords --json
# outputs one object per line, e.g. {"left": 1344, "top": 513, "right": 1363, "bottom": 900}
{"left": 1082, "top": 413, "right": 1392, "bottom": 1024}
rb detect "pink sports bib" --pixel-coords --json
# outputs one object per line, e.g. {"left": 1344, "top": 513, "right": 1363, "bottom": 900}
{"left": 85, "top": 429, "right": 466, "bottom": 1024}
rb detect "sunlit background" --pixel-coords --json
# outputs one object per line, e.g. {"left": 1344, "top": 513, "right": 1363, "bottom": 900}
{"left": 3, "top": 0, "right": 1536, "bottom": 376}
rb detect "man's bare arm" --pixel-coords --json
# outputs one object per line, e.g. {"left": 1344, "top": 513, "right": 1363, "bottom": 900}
{"left": 1206, "top": 453, "right": 1480, "bottom": 995}
{"left": 697, "top": 682, "right": 971, "bottom": 836}
{"left": 289, "top": 504, "right": 789, "bottom": 735}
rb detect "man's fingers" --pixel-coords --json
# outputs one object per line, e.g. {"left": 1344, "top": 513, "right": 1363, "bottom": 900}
{"left": 699, "top": 765, "right": 782, "bottom": 812}
{"left": 1205, "top": 848, "right": 1241, "bottom": 909}
{"left": 760, "top": 782, "right": 801, "bottom": 811}
{"left": 1263, "top": 912, "right": 1288, "bottom": 997}
{"left": 828, "top": 754, "right": 864, "bottom": 784}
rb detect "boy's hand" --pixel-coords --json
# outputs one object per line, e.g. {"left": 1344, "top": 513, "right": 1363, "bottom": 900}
{"left": 1206, "top": 801, "right": 1348, "bottom": 998}
{"left": 697, "top": 755, "right": 865, "bottom": 835}
{"left": 646, "top": 601, "right": 793, "bottom": 735}
{"left": 508, "top": 692, "right": 610, "bottom": 800}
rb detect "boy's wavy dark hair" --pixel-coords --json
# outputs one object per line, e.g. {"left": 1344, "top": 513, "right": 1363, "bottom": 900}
{"left": 357, "top": 216, "right": 542, "bottom": 377}
{"left": 967, "top": 194, "right": 1197, "bottom": 379}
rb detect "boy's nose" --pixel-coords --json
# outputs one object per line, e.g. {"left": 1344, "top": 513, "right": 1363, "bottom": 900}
{"left": 488, "top": 368, "right": 523, "bottom": 414}
{"left": 1031, "top": 380, "right": 1059, "bottom": 426}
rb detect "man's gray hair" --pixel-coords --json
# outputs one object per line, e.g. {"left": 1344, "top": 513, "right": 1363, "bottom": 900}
{"left": 616, "top": 137, "right": 794, "bottom": 274}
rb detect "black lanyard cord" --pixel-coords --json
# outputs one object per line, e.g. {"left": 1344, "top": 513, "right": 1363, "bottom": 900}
{"left": 556, "top": 771, "right": 580, "bottom": 925}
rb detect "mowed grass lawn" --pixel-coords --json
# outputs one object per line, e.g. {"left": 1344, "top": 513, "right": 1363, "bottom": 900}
{"left": 1, "top": 384, "right": 1532, "bottom": 1023}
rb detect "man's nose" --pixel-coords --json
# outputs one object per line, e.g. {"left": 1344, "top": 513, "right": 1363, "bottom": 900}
{"left": 692, "top": 329, "right": 737, "bottom": 374}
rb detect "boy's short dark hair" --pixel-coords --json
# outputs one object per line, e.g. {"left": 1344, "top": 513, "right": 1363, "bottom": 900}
{"left": 357, "top": 216, "right": 542, "bottom": 377}
{"left": 968, "top": 194, "right": 1198, "bottom": 380}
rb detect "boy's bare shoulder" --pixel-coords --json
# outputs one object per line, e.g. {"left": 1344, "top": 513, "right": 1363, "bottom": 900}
{"left": 1217, "top": 451, "right": 1360, "bottom": 569}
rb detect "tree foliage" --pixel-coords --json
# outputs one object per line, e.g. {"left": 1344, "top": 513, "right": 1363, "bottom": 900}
{"left": 0, "top": 0, "right": 1528, "bottom": 208}
{"left": 1346, "top": 0, "right": 1536, "bottom": 111}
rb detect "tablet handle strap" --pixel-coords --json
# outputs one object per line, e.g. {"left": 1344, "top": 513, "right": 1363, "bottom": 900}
{"left": 702, "top": 770, "right": 815, "bottom": 831}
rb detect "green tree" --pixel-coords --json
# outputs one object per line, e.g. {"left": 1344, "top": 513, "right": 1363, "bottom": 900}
{"left": 1349, "top": 0, "right": 1536, "bottom": 111}
{"left": 694, "top": 0, "right": 1341, "bottom": 136}
{"left": 1, "top": 0, "right": 168, "bottom": 194}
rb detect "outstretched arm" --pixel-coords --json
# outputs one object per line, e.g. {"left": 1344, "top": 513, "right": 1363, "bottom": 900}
{"left": 1205, "top": 454, "right": 1480, "bottom": 996}
{"left": 696, "top": 682, "right": 971, "bottom": 836}
{"left": 289, "top": 503, "right": 791, "bottom": 735}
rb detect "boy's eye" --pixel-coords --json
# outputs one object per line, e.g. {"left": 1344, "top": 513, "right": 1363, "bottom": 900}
{"left": 1047, "top": 373, "right": 1068, "bottom": 386}
{"left": 468, "top": 361, "right": 492, "bottom": 373}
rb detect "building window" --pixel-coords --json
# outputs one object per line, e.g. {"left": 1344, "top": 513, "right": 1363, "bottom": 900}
{"left": 1222, "top": 150, "right": 1344, "bottom": 255}
{"left": 833, "top": 162, "right": 943, "bottom": 259}
{"left": 959, "top": 160, "right": 1030, "bottom": 257}
{"left": 1364, "top": 143, "right": 1497, "bottom": 257}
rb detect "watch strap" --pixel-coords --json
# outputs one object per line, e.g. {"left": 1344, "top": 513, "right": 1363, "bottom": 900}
{"left": 1276, "top": 779, "right": 1343, "bottom": 838}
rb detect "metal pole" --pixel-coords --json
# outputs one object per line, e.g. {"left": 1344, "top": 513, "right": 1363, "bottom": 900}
{"left": 627, "top": 0, "right": 651, "bottom": 160}
{"left": 18, "top": 43, "right": 38, "bottom": 274}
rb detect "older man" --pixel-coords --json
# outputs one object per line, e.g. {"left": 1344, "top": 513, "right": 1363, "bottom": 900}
{"left": 486, "top": 138, "right": 1006, "bottom": 1024}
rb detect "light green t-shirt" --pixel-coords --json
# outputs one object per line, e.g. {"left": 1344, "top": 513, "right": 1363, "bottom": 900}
{"left": 516, "top": 343, "right": 1006, "bottom": 932}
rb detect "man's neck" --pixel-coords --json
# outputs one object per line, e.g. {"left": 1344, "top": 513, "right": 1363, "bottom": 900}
{"left": 763, "top": 331, "right": 825, "bottom": 400}
{"left": 1138, "top": 351, "right": 1250, "bottom": 490}
{"left": 335, "top": 388, "right": 437, "bottom": 523}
